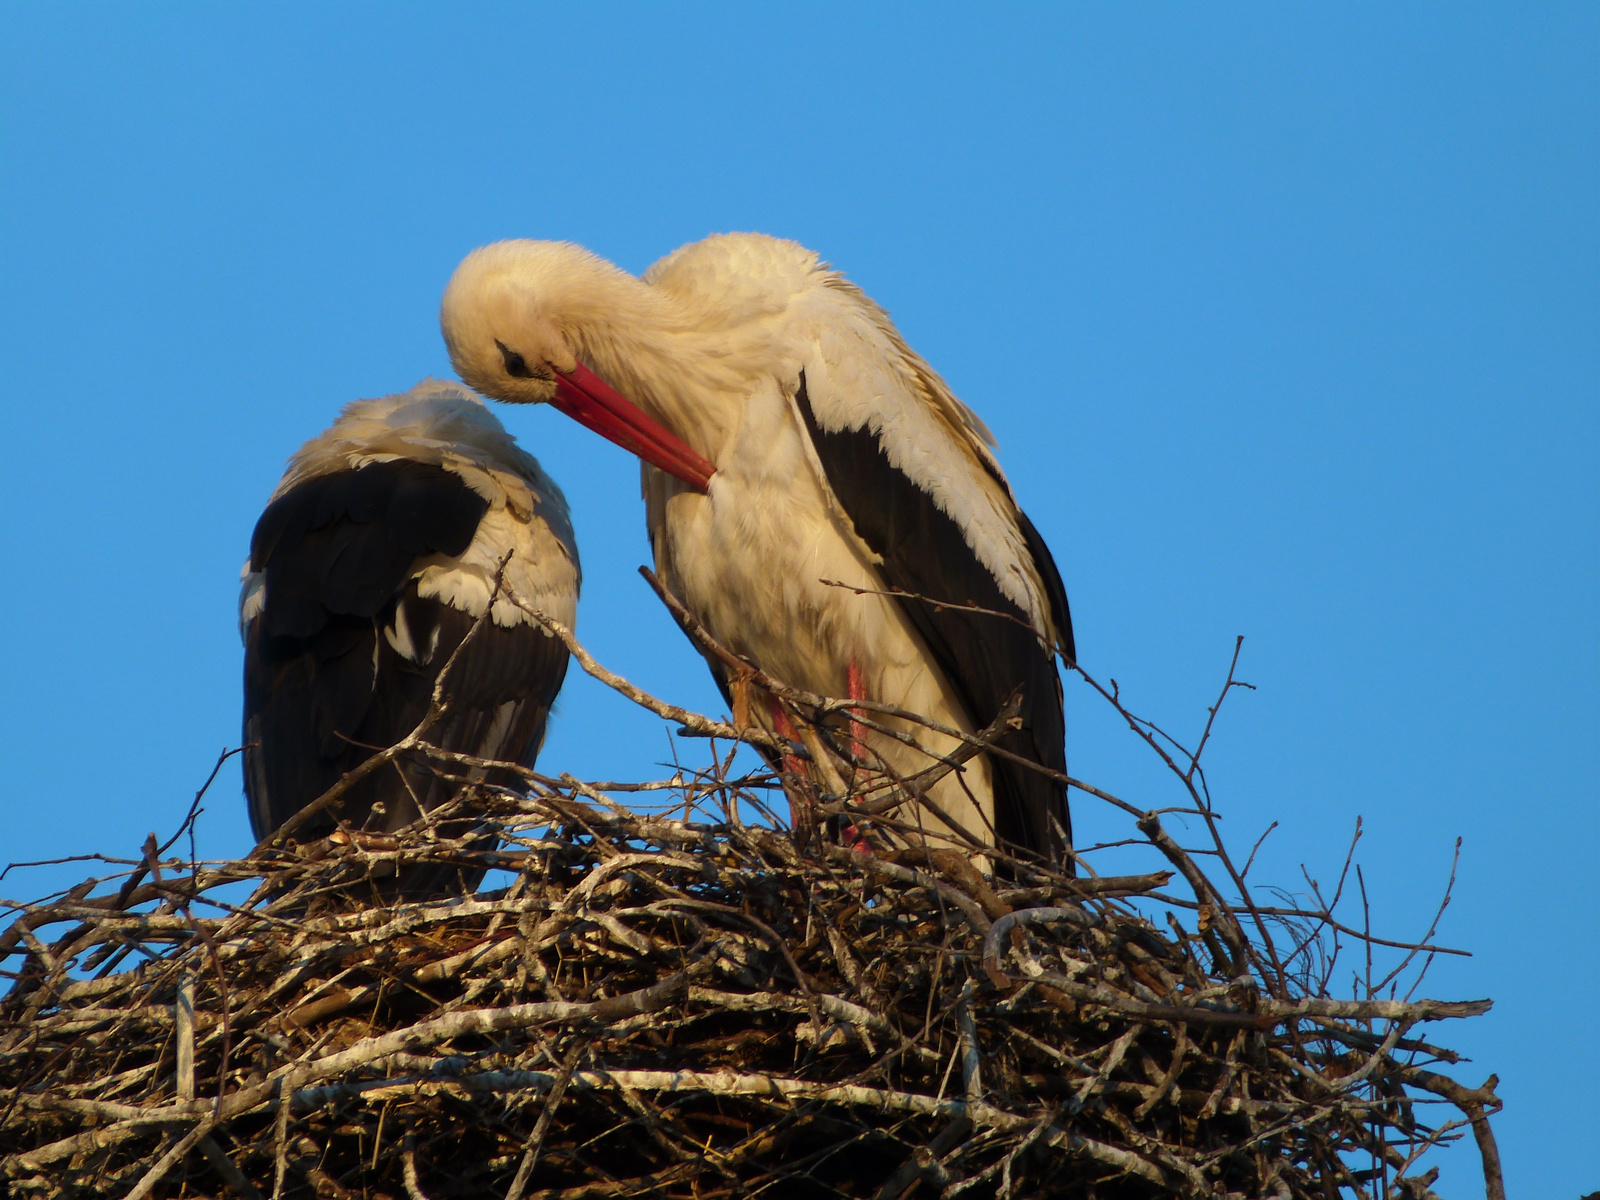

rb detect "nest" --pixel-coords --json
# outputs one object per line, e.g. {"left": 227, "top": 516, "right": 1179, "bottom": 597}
{"left": 0, "top": 615, "right": 1505, "bottom": 1200}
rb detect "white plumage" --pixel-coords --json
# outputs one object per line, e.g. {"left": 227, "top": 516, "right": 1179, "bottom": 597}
{"left": 441, "top": 236, "right": 1073, "bottom": 862}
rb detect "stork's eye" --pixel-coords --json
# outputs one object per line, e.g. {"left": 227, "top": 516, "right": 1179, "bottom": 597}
{"left": 495, "top": 339, "right": 537, "bottom": 379}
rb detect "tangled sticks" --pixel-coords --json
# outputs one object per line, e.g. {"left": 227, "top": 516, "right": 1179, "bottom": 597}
{"left": 0, "top": 610, "right": 1500, "bottom": 1199}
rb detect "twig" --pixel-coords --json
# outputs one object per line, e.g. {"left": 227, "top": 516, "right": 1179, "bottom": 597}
{"left": 402, "top": 1132, "right": 431, "bottom": 1200}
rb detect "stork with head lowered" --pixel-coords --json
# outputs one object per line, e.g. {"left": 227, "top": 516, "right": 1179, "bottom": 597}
{"left": 441, "top": 235, "right": 1073, "bottom": 866}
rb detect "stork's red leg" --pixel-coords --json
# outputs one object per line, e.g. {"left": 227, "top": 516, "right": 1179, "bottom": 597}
{"left": 845, "top": 660, "right": 868, "bottom": 760}
{"left": 769, "top": 698, "right": 806, "bottom": 828}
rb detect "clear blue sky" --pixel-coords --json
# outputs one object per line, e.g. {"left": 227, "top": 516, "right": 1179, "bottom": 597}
{"left": 1, "top": 6, "right": 1593, "bottom": 1194}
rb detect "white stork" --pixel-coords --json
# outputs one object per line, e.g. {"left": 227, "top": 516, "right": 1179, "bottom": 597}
{"left": 439, "top": 236, "right": 1073, "bottom": 865}
{"left": 240, "top": 379, "right": 580, "bottom": 889}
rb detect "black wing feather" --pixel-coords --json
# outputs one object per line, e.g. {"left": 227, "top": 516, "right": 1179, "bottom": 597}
{"left": 795, "top": 372, "right": 1072, "bottom": 862}
{"left": 1016, "top": 509, "right": 1075, "bottom": 666}
{"left": 243, "top": 461, "right": 569, "bottom": 892}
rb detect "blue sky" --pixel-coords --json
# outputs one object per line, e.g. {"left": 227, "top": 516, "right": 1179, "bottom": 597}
{"left": 1, "top": 5, "right": 1594, "bottom": 1194}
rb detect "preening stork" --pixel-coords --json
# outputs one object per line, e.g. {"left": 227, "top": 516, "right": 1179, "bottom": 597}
{"left": 440, "top": 235, "right": 1073, "bottom": 865}
{"left": 240, "top": 379, "right": 580, "bottom": 890}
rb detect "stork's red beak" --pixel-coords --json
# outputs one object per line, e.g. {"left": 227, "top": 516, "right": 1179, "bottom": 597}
{"left": 552, "top": 362, "right": 715, "bottom": 492}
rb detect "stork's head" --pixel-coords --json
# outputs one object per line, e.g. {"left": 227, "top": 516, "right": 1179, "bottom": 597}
{"left": 440, "top": 240, "right": 595, "bottom": 405}
{"left": 440, "top": 240, "right": 716, "bottom": 492}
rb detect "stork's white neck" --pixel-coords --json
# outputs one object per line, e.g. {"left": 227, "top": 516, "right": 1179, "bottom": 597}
{"left": 446, "top": 238, "right": 804, "bottom": 469}
{"left": 545, "top": 262, "right": 756, "bottom": 467}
